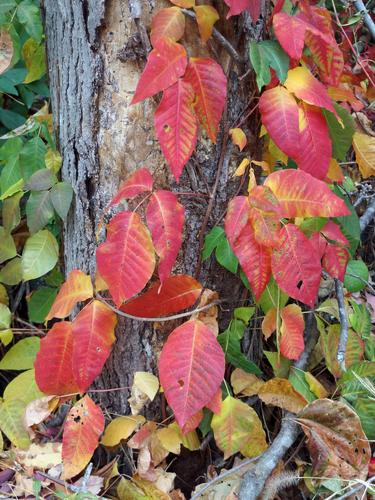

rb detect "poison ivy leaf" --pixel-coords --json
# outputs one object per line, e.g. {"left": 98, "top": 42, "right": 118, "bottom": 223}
{"left": 46, "top": 269, "right": 93, "bottom": 320}
{"left": 101, "top": 415, "right": 145, "bottom": 447}
{"left": 323, "top": 104, "right": 355, "bottom": 161}
{"left": 344, "top": 260, "right": 369, "bottom": 293}
{"left": 264, "top": 351, "right": 292, "bottom": 378}
{"left": 297, "top": 399, "right": 371, "bottom": 480}
{"left": 258, "top": 276, "right": 288, "bottom": 314}
{"left": 45, "top": 147, "right": 62, "bottom": 173}
{"left": 322, "top": 243, "right": 349, "bottom": 282}
{"left": 150, "top": 7, "right": 185, "bottom": 46}
{"left": 332, "top": 186, "right": 360, "bottom": 257}
{"left": 131, "top": 38, "right": 187, "bottom": 104}
{"left": 273, "top": 12, "right": 307, "bottom": 60}
{"left": 280, "top": 304, "right": 304, "bottom": 360}
{"left": 0, "top": 337, "right": 40, "bottom": 370}
{"left": 16, "top": 0, "right": 43, "bottom": 43}
{"left": 154, "top": 79, "right": 198, "bottom": 181}
{"left": 353, "top": 131, "right": 375, "bottom": 179}
{"left": 249, "top": 40, "right": 289, "bottom": 90}
{"left": 22, "top": 229, "right": 59, "bottom": 281}
{"left": 0, "top": 29, "right": 13, "bottom": 76}
{"left": 0, "top": 137, "right": 22, "bottom": 161}
{"left": 223, "top": 0, "right": 261, "bottom": 20}
{"left": 19, "top": 136, "right": 46, "bottom": 180}
{"left": 62, "top": 396, "right": 105, "bottom": 479}
{"left": 25, "top": 168, "right": 56, "bottom": 191}
{"left": 50, "top": 181, "right": 73, "bottom": 220}
{"left": 159, "top": 319, "right": 225, "bottom": 427}
{"left": 26, "top": 190, "right": 54, "bottom": 233}
{"left": 121, "top": 275, "right": 202, "bottom": 318}
{"left": 0, "top": 155, "right": 23, "bottom": 199}
{"left": 184, "top": 57, "right": 226, "bottom": 143}
{"left": 27, "top": 286, "right": 58, "bottom": 323}
{"left": 0, "top": 227, "right": 16, "bottom": 263}
{"left": 0, "top": 399, "right": 30, "bottom": 449}
{"left": 194, "top": 5, "right": 219, "bottom": 43}
{"left": 211, "top": 396, "right": 267, "bottom": 459}
{"left": 258, "top": 377, "right": 307, "bottom": 412}
{"left": 339, "top": 361, "right": 375, "bottom": 400}
{"left": 3, "top": 369, "right": 44, "bottom": 405}
{"left": 349, "top": 301, "right": 371, "bottom": 339}
{"left": 72, "top": 300, "right": 117, "bottom": 393}
{"left": 0, "top": 303, "right": 11, "bottom": 329}
{"left": 97, "top": 212, "right": 155, "bottom": 306}
{"left": 215, "top": 236, "right": 238, "bottom": 274}
{"left": 229, "top": 127, "right": 247, "bottom": 151}
{"left": 0, "top": 257, "right": 22, "bottom": 285}
{"left": 202, "top": 226, "right": 225, "bottom": 260}
{"left": 0, "top": 1, "right": 16, "bottom": 17}
{"left": 288, "top": 367, "right": 316, "bottom": 403}
{"left": 352, "top": 397, "right": 375, "bottom": 440}
{"left": 109, "top": 168, "right": 153, "bottom": 206}
{"left": 22, "top": 38, "right": 46, "bottom": 83}
{"left": 35, "top": 321, "right": 79, "bottom": 395}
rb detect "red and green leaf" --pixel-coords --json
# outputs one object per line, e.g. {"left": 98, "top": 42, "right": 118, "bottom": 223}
{"left": 280, "top": 304, "right": 305, "bottom": 360}
{"left": 109, "top": 168, "right": 153, "bottom": 206}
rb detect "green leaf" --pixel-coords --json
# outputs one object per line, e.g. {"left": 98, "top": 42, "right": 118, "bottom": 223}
{"left": 19, "top": 137, "right": 46, "bottom": 180}
{"left": 323, "top": 104, "right": 355, "bottom": 161}
{"left": 0, "top": 336, "right": 40, "bottom": 370}
{"left": 22, "top": 38, "right": 46, "bottom": 83}
{"left": 4, "top": 369, "right": 44, "bottom": 404}
{"left": 202, "top": 226, "right": 225, "bottom": 260}
{"left": 258, "top": 276, "right": 288, "bottom": 314}
{"left": 344, "top": 260, "right": 369, "bottom": 293}
{"left": 340, "top": 361, "right": 375, "bottom": 400}
{"left": 50, "top": 181, "right": 73, "bottom": 220}
{"left": 215, "top": 237, "right": 238, "bottom": 274}
{"left": 298, "top": 217, "right": 327, "bottom": 237}
{"left": 0, "top": 108, "right": 26, "bottom": 131}
{"left": 0, "top": 155, "right": 24, "bottom": 199}
{"left": 234, "top": 307, "right": 255, "bottom": 324}
{"left": 0, "top": 137, "right": 23, "bottom": 161}
{"left": 264, "top": 351, "right": 292, "bottom": 378}
{"left": 0, "top": 0, "right": 16, "bottom": 16}
{"left": 288, "top": 367, "right": 316, "bottom": 403}
{"left": 22, "top": 229, "right": 59, "bottom": 280}
{"left": 365, "top": 335, "right": 375, "bottom": 362}
{"left": 333, "top": 185, "right": 360, "bottom": 257}
{"left": 26, "top": 168, "right": 57, "bottom": 191}
{"left": 249, "top": 40, "right": 289, "bottom": 90}
{"left": 349, "top": 300, "right": 371, "bottom": 339}
{"left": 0, "top": 303, "right": 11, "bottom": 329}
{"left": 16, "top": 0, "right": 43, "bottom": 43}
{"left": 0, "top": 330, "right": 13, "bottom": 346}
{"left": 0, "top": 257, "right": 22, "bottom": 285}
{"left": 352, "top": 397, "right": 375, "bottom": 440}
{"left": 2, "top": 191, "right": 22, "bottom": 232}
{"left": 0, "top": 227, "right": 16, "bottom": 264}
{"left": 27, "top": 286, "right": 58, "bottom": 323}
{"left": 44, "top": 267, "right": 64, "bottom": 287}
{"left": 26, "top": 190, "right": 54, "bottom": 233}
{"left": 0, "top": 399, "right": 30, "bottom": 448}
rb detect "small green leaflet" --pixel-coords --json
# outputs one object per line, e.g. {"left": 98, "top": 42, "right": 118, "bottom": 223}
{"left": 19, "top": 136, "right": 46, "bottom": 181}
{"left": 333, "top": 185, "right": 360, "bottom": 256}
{"left": 22, "top": 229, "right": 59, "bottom": 281}
{"left": 0, "top": 227, "right": 17, "bottom": 264}
{"left": 0, "top": 303, "right": 11, "bottom": 329}
{"left": 202, "top": 226, "right": 238, "bottom": 273}
{"left": 16, "top": 0, "right": 43, "bottom": 43}
{"left": 323, "top": 104, "right": 355, "bottom": 161}
{"left": 50, "top": 182, "right": 73, "bottom": 220}
{"left": 0, "top": 257, "right": 22, "bottom": 285}
{"left": 349, "top": 300, "right": 371, "bottom": 339}
{"left": 249, "top": 40, "right": 289, "bottom": 90}
{"left": 26, "top": 190, "right": 54, "bottom": 233}
{"left": 27, "top": 286, "right": 58, "bottom": 323}
{"left": 0, "top": 155, "right": 24, "bottom": 199}
{"left": 258, "top": 276, "right": 288, "bottom": 314}
{"left": 344, "top": 260, "right": 369, "bottom": 293}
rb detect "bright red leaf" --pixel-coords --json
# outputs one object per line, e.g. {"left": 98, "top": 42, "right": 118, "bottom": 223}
{"left": 206, "top": 387, "right": 222, "bottom": 414}
{"left": 159, "top": 319, "right": 225, "bottom": 428}
{"left": 309, "top": 231, "right": 327, "bottom": 260}
{"left": 131, "top": 38, "right": 187, "bottom": 105}
{"left": 259, "top": 86, "right": 300, "bottom": 159}
{"left": 271, "top": 224, "right": 321, "bottom": 307}
{"left": 109, "top": 168, "right": 153, "bottom": 206}
{"left": 146, "top": 190, "right": 185, "bottom": 281}
{"left": 121, "top": 275, "right": 202, "bottom": 318}
{"left": 62, "top": 395, "right": 104, "bottom": 479}
{"left": 322, "top": 244, "right": 349, "bottom": 281}
{"left": 150, "top": 7, "right": 185, "bottom": 47}
{"left": 321, "top": 221, "right": 349, "bottom": 246}
{"left": 35, "top": 321, "right": 79, "bottom": 396}
{"left": 45, "top": 270, "right": 93, "bottom": 321}
{"left": 154, "top": 79, "right": 198, "bottom": 181}
{"left": 223, "top": 0, "right": 261, "bottom": 21}
{"left": 280, "top": 304, "right": 305, "bottom": 360}
{"left": 224, "top": 195, "right": 251, "bottom": 243}
{"left": 273, "top": 12, "right": 307, "bottom": 60}
{"left": 184, "top": 58, "right": 226, "bottom": 143}
{"left": 72, "top": 300, "right": 117, "bottom": 393}
{"left": 264, "top": 169, "right": 351, "bottom": 218}
{"left": 96, "top": 211, "right": 155, "bottom": 306}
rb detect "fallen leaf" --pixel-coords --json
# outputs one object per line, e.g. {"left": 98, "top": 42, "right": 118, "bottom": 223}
{"left": 101, "top": 415, "right": 145, "bottom": 447}
{"left": 16, "top": 442, "right": 62, "bottom": 469}
{"left": 24, "top": 395, "right": 57, "bottom": 427}
{"left": 258, "top": 378, "right": 308, "bottom": 413}
{"left": 129, "top": 372, "right": 159, "bottom": 415}
{"left": 231, "top": 368, "right": 265, "bottom": 396}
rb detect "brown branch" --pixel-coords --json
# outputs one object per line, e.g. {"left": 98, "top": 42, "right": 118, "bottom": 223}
{"left": 239, "top": 313, "right": 319, "bottom": 500}
{"left": 335, "top": 278, "right": 349, "bottom": 372}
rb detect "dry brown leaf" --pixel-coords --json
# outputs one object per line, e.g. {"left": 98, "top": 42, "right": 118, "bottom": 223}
{"left": 230, "top": 368, "right": 264, "bottom": 396}
{"left": 258, "top": 378, "right": 307, "bottom": 413}
{"left": 128, "top": 371, "right": 159, "bottom": 415}
{"left": 0, "top": 30, "right": 13, "bottom": 76}
{"left": 24, "top": 395, "right": 57, "bottom": 427}
{"left": 191, "top": 289, "right": 219, "bottom": 335}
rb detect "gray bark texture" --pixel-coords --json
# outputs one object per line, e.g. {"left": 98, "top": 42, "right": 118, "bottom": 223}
{"left": 42, "top": 0, "right": 265, "bottom": 423}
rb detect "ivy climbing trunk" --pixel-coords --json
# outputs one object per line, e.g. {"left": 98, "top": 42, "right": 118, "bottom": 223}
{"left": 42, "top": 0, "right": 266, "bottom": 416}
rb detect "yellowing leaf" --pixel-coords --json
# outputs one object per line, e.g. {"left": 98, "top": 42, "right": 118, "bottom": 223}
{"left": 0, "top": 303, "right": 10, "bottom": 329}
{"left": 262, "top": 307, "right": 277, "bottom": 339}
{"left": 101, "top": 415, "right": 145, "bottom": 447}
{"left": 194, "top": 5, "right": 219, "bottom": 43}
{"left": 0, "top": 329, "right": 13, "bottom": 346}
{"left": 234, "top": 158, "right": 250, "bottom": 177}
{"left": 258, "top": 378, "right": 308, "bottom": 413}
{"left": 169, "top": 421, "right": 200, "bottom": 450}
{"left": 0, "top": 29, "right": 13, "bottom": 75}
{"left": 304, "top": 372, "right": 328, "bottom": 399}
{"left": 22, "top": 38, "right": 46, "bottom": 84}
{"left": 231, "top": 368, "right": 264, "bottom": 396}
{"left": 156, "top": 426, "right": 181, "bottom": 454}
{"left": 0, "top": 284, "right": 8, "bottom": 306}
{"left": 229, "top": 128, "right": 247, "bottom": 151}
{"left": 4, "top": 369, "right": 44, "bottom": 405}
{"left": 45, "top": 148, "right": 62, "bottom": 173}
{"left": 0, "top": 399, "right": 30, "bottom": 449}
{"left": 353, "top": 131, "right": 375, "bottom": 178}
{"left": 211, "top": 396, "right": 268, "bottom": 459}
{"left": 129, "top": 371, "right": 159, "bottom": 415}
{"left": 0, "top": 337, "right": 40, "bottom": 370}
{"left": 16, "top": 442, "right": 62, "bottom": 469}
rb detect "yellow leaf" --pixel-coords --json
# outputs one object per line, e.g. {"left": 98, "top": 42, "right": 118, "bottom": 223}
{"left": 326, "top": 158, "right": 344, "bottom": 183}
{"left": 304, "top": 372, "right": 328, "bottom": 399}
{"left": 233, "top": 158, "right": 250, "bottom": 177}
{"left": 247, "top": 167, "right": 257, "bottom": 193}
{"left": 117, "top": 475, "right": 171, "bottom": 500}
{"left": 4, "top": 369, "right": 44, "bottom": 405}
{"left": 0, "top": 29, "right": 13, "bottom": 76}
{"left": 230, "top": 368, "right": 264, "bottom": 396}
{"left": 0, "top": 399, "right": 30, "bottom": 449}
{"left": 15, "top": 442, "right": 62, "bottom": 469}
{"left": 211, "top": 396, "right": 268, "bottom": 459}
{"left": 0, "top": 284, "right": 8, "bottom": 306}
{"left": 258, "top": 378, "right": 308, "bottom": 413}
{"left": 45, "top": 148, "right": 62, "bottom": 173}
{"left": 101, "top": 415, "right": 145, "bottom": 447}
{"left": 169, "top": 421, "right": 200, "bottom": 450}
{"left": 128, "top": 372, "right": 159, "bottom": 415}
{"left": 268, "top": 138, "right": 288, "bottom": 164}
{"left": 0, "top": 329, "right": 13, "bottom": 346}
{"left": 353, "top": 131, "right": 375, "bottom": 178}
{"left": 170, "top": 0, "right": 195, "bottom": 7}
{"left": 229, "top": 127, "right": 247, "bottom": 151}
{"left": 156, "top": 426, "right": 181, "bottom": 454}
{"left": 194, "top": 5, "right": 219, "bottom": 43}
{"left": 22, "top": 38, "right": 46, "bottom": 84}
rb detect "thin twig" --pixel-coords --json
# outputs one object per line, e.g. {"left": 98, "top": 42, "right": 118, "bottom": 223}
{"left": 353, "top": 0, "right": 375, "bottom": 41}
{"left": 359, "top": 197, "right": 375, "bottom": 232}
{"left": 335, "top": 278, "right": 349, "bottom": 372}
{"left": 14, "top": 317, "right": 46, "bottom": 335}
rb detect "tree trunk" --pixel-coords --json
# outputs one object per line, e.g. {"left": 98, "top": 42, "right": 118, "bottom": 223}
{"left": 42, "top": 0, "right": 265, "bottom": 416}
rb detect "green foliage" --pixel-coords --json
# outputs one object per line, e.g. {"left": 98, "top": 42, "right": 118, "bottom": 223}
{"left": 344, "top": 260, "right": 369, "bottom": 292}
{"left": 202, "top": 226, "right": 238, "bottom": 273}
{"left": 249, "top": 40, "right": 289, "bottom": 90}
{"left": 323, "top": 104, "right": 355, "bottom": 161}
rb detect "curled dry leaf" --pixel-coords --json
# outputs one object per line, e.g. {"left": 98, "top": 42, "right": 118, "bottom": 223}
{"left": 0, "top": 30, "right": 13, "bottom": 76}
{"left": 297, "top": 399, "right": 371, "bottom": 480}
{"left": 258, "top": 378, "right": 308, "bottom": 413}
{"left": 24, "top": 395, "right": 58, "bottom": 428}
{"left": 129, "top": 371, "right": 160, "bottom": 415}
{"left": 231, "top": 368, "right": 265, "bottom": 396}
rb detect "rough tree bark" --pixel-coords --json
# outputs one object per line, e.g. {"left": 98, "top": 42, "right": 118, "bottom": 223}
{"left": 42, "top": 0, "right": 266, "bottom": 421}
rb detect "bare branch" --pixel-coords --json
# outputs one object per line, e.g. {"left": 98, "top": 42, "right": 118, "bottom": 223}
{"left": 335, "top": 278, "right": 349, "bottom": 372}
{"left": 360, "top": 197, "right": 375, "bottom": 233}
{"left": 353, "top": 0, "right": 375, "bottom": 41}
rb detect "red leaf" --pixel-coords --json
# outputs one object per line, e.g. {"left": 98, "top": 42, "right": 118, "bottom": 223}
{"left": 146, "top": 190, "right": 185, "bottom": 281}
{"left": 182, "top": 411, "right": 203, "bottom": 434}
{"left": 45, "top": 270, "right": 93, "bottom": 321}
{"left": 259, "top": 86, "right": 300, "bottom": 159}
{"left": 150, "top": 7, "right": 185, "bottom": 47}
{"left": 249, "top": 208, "right": 281, "bottom": 248}
{"left": 271, "top": 224, "right": 321, "bottom": 307}
{"left": 295, "top": 103, "right": 332, "bottom": 180}
{"left": 184, "top": 58, "right": 226, "bottom": 143}
{"left": 321, "top": 221, "right": 349, "bottom": 246}
{"left": 273, "top": 13, "right": 307, "bottom": 60}
{"left": 154, "top": 79, "right": 198, "bottom": 181}
{"left": 159, "top": 319, "right": 225, "bottom": 427}
{"left": 96, "top": 211, "right": 155, "bottom": 306}
{"left": 309, "top": 232, "right": 327, "bottom": 260}
{"left": 72, "top": 300, "right": 117, "bottom": 393}
{"left": 280, "top": 304, "right": 305, "bottom": 360}
{"left": 109, "top": 168, "right": 153, "bottom": 206}
{"left": 223, "top": 0, "right": 261, "bottom": 20}
{"left": 224, "top": 195, "right": 250, "bottom": 243}
{"left": 304, "top": 28, "right": 343, "bottom": 87}
{"left": 131, "top": 38, "right": 187, "bottom": 105}
{"left": 264, "top": 169, "right": 351, "bottom": 218}
{"left": 121, "top": 275, "right": 202, "bottom": 318}
{"left": 322, "top": 244, "right": 349, "bottom": 281}
{"left": 62, "top": 395, "right": 104, "bottom": 479}
{"left": 206, "top": 387, "right": 222, "bottom": 414}
{"left": 35, "top": 322, "right": 79, "bottom": 396}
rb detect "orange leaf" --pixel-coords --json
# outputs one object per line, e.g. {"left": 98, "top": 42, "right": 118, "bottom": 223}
{"left": 184, "top": 58, "right": 226, "bottom": 143}
{"left": 262, "top": 307, "right": 277, "bottom": 339}
{"left": 72, "top": 301, "right": 117, "bottom": 392}
{"left": 96, "top": 211, "right": 155, "bottom": 306}
{"left": 131, "top": 38, "right": 187, "bottom": 105}
{"left": 194, "top": 5, "right": 219, "bottom": 43}
{"left": 280, "top": 304, "right": 305, "bottom": 360}
{"left": 325, "top": 158, "right": 344, "bottom": 184}
{"left": 121, "top": 275, "right": 202, "bottom": 318}
{"left": 109, "top": 168, "right": 153, "bottom": 206}
{"left": 264, "top": 169, "right": 350, "bottom": 218}
{"left": 46, "top": 270, "right": 93, "bottom": 321}
{"left": 150, "top": 7, "right": 185, "bottom": 47}
{"left": 249, "top": 208, "right": 281, "bottom": 248}
{"left": 62, "top": 395, "right": 104, "bottom": 479}
{"left": 35, "top": 321, "right": 79, "bottom": 396}
{"left": 229, "top": 127, "right": 247, "bottom": 151}
{"left": 258, "top": 378, "right": 307, "bottom": 412}
{"left": 304, "top": 30, "right": 343, "bottom": 87}
{"left": 181, "top": 411, "right": 203, "bottom": 434}
{"left": 154, "top": 79, "right": 198, "bottom": 181}
{"left": 159, "top": 320, "right": 225, "bottom": 427}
